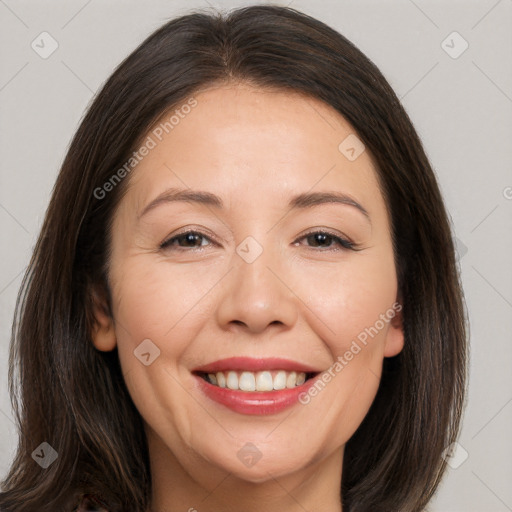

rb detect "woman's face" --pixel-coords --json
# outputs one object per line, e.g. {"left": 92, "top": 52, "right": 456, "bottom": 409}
{"left": 92, "top": 83, "right": 403, "bottom": 486}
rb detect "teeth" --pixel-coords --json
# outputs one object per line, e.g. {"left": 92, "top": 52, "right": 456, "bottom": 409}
{"left": 204, "top": 370, "right": 308, "bottom": 391}
{"left": 273, "top": 371, "right": 286, "bottom": 390}
{"left": 256, "top": 371, "right": 273, "bottom": 391}
{"left": 239, "top": 372, "right": 256, "bottom": 391}
{"left": 216, "top": 372, "right": 226, "bottom": 388}
{"left": 226, "top": 371, "right": 238, "bottom": 390}
{"left": 286, "top": 371, "right": 297, "bottom": 389}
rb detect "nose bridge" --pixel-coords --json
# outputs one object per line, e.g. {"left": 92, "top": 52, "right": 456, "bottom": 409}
{"left": 215, "top": 234, "right": 298, "bottom": 333}
{"left": 235, "top": 236, "right": 278, "bottom": 300}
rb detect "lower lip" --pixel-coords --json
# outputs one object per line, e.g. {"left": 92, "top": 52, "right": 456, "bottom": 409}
{"left": 194, "top": 374, "right": 318, "bottom": 415}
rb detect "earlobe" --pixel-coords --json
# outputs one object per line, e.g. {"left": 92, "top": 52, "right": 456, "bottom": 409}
{"left": 383, "top": 303, "right": 404, "bottom": 358}
{"left": 90, "top": 286, "right": 117, "bottom": 352}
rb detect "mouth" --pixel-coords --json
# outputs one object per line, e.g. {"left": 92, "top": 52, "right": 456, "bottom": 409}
{"left": 191, "top": 357, "right": 323, "bottom": 415}
{"left": 194, "top": 369, "right": 319, "bottom": 392}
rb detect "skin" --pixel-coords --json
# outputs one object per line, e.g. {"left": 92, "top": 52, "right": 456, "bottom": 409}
{"left": 92, "top": 82, "right": 404, "bottom": 512}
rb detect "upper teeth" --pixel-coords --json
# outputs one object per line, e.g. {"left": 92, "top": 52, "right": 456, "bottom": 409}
{"left": 205, "top": 370, "right": 307, "bottom": 391}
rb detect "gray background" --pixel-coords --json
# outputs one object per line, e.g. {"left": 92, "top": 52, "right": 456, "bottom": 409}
{"left": 1, "top": 0, "right": 511, "bottom": 510}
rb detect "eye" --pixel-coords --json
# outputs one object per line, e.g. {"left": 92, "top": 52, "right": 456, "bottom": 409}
{"left": 293, "top": 230, "right": 359, "bottom": 251}
{"left": 160, "top": 229, "right": 359, "bottom": 252}
{"left": 160, "top": 230, "right": 214, "bottom": 250}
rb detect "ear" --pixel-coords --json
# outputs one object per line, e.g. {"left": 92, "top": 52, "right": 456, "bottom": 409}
{"left": 89, "top": 285, "right": 117, "bottom": 352}
{"left": 383, "top": 301, "right": 404, "bottom": 358}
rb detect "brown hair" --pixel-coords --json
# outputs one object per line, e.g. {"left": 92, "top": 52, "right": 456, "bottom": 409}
{"left": 0, "top": 5, "right": 467, "bottom": 511}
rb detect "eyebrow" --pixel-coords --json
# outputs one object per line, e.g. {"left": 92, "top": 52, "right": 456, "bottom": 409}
{"left": 138, "top": 187, "right": 371, "bottom": 223}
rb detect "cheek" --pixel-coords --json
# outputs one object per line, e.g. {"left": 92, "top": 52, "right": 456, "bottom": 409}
{"left": 108, "top": 257, "right": 228, "bottom": 417}
{"left": 110, "top": 256, "right": 225, "bottom": 348}
{"left": 289, "top": 252, "right": 397, "bottom": 436}
{"left": 109, "top": 259, "right": 225, "bottom": 447}
{"left": 295, "top": 251, "right": 398, "bottom": 354}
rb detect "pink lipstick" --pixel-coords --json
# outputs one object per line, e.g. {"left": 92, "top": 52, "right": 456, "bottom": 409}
{"left": 192, "top": 357, "right": 321, "bottom": 415}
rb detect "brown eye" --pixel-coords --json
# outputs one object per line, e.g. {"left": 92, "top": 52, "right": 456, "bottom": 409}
{"left": 160, "top": 231, "right": 211, "bottom": 250}
{"left": 295, "top": 231, "right": 357, "bottom": 251}
{"left": 306, "top": 232, "right": 335, "bottom": 248}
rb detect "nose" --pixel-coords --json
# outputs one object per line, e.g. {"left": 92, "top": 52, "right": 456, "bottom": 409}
{"left": 215, "top": 242, "right": 298, "bottom": 335}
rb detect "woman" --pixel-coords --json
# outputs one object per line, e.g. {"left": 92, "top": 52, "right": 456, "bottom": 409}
{"left": 0, "top": 5, "right": 467, "bottom": 512}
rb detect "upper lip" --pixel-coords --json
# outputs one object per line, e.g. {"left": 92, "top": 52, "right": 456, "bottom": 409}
{"left": 192, "top": 356, "right": 322, "bottom": 374}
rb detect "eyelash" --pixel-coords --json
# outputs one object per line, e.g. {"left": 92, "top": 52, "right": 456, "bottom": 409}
{"left": 159, "top": 229, "right": 360, "bottom": 252}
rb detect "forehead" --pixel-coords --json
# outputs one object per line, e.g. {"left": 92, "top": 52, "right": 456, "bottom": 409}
{"left": 122, "top": 83, "right": 386, "bottom": 220}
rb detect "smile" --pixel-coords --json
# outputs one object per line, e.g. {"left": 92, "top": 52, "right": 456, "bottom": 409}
{"left": 192, "top": 357, "right": 322, "bottom": 415}
{"left": 197, "top": 369, "right": 313, "bottom": 391}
